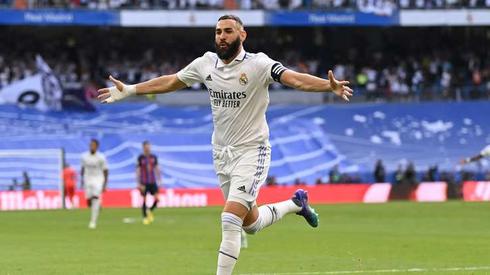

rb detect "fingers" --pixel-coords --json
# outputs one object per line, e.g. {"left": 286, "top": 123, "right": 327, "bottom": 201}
{"left": 98, "top": 87, "right": 110, "bottom": 95}
{"left": 341, "top": 84, "right": 353, "bottom": 95}
{"left": 102, "top": 97, "right": 114, "bottom": 104}
{"left": 328, "top": 70, "right": 335, "bottom": 82}
{"left": 340, "top": 87, "right": 353, "bottom": 101}
{"left": 97, "top": 88, "right": 110, "bottom": 99}
{"left": 97, "top": 93, "right": 111, "bottom": 101}
{"left": 109, "top": 75, "right": 123, "bottom": 91}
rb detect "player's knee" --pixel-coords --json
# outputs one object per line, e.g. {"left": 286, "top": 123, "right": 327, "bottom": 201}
{"left": 221, "top": 212, "right": 243, "bottom": 232}
{"left": 243, "top": 217, "right": 261, "bottom": 234}
{"left": 243, "top": 226, "right": 258, "bottom": 235}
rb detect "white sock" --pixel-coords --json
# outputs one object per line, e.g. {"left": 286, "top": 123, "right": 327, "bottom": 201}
{"left": 217, "top": 212, "right": 243, "bottom": 275}
{"left": 90, "top": 198, "right": 100, "bottom": 224}
{"left": 243, "top": 199, "right": 301, "bottom": 234}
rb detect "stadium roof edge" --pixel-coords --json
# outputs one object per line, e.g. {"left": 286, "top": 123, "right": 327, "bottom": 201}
{"left": 0, "top": 9, "right": 489, "bottom": 27}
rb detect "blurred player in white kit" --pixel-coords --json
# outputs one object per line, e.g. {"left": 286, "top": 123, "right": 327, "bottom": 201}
{"left": 81, "top": 138, "right": 108, "bottom": 229}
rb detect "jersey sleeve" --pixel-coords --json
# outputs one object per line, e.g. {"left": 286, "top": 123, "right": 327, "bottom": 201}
{"left": 480, "top": 145, "right": 490, "bottom": 157}
{"left": 255, "top": 53, "right": 288, "bottom": 85}
{"left": 176, "top": 55, "right": 205, "bottom": 87}
{"left": 153, "top": 155, "right": 158, "bottom": 165}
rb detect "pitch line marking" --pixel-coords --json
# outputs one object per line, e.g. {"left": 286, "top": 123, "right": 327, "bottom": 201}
{"left": 239, "top": 266, "right": 490, "bottom": 275}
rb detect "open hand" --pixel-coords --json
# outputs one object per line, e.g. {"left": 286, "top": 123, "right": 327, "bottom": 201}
{"left": 328, "top": 70, "right": 353, "bottom": 101}
{"left": 97, "top": 75, "right": 136, "bottom": 103}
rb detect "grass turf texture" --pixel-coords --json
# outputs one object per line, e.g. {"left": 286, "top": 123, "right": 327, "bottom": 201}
{"left": 1, "top": 201, "right": 489, "bottom": 274}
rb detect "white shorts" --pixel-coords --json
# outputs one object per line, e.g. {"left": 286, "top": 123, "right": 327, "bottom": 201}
{"left": 213, "top": 144, "right": 271, "bottom": 210}
{"left": 84, "top": 183, "right": 103, "bottom": 198}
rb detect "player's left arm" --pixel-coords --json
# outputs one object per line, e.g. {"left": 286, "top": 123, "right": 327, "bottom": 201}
{"left": 102, "top": 157, "right": 109, "bottom": 192}
{"left": 280, "top": 69, "right": 353, "bottom": 101}
{"left": 103, "top": 169, "right": 108, "bottom": 192}
{"left": 154, "top": 156, "right": 162, "bottom": 186}
{"left": 80, "top": 167, "right": 84, "bottom": 189}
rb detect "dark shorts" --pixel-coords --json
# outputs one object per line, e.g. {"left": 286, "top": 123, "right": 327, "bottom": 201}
{"left": 143, "top": 183, "right": 159, "bottom": 195}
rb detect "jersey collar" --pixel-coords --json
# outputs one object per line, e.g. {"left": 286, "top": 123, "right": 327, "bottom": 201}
{"left": 215, "top": 48, "right": 247, "bottom": 69}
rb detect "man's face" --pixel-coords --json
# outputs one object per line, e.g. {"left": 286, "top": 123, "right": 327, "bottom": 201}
{"left": 90, "top": 141, "right": 98, "bottom": 153}
{"left": 143, "top": 143, "right": 151, "bottom": 154}
{"left": 215, "top": 19, "right": 245, "bottom": 60}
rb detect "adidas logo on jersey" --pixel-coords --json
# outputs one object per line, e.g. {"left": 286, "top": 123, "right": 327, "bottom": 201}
{"left": 206, "top": 74, "right": 212, "bottom": 81}
{"left": 237, "top": 185, "right": 246, "bottom": 192}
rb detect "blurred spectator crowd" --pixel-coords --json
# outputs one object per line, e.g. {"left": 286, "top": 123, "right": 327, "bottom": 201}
{"left": 1, "top": 31, "right": 489, "bottom": 103}
{"left": 1, "top": 0, "right": 490, "bottom": 10}
{"left": 265, "top": 158, "right": 489, "bottom": 199}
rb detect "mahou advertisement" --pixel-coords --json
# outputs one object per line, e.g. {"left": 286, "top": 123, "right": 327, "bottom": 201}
{"left": 0, "top": 182, "right": 463, "bottom": 211}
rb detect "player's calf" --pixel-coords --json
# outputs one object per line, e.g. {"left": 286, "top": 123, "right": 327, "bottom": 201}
{"left": 217, "top": 212, "right": 243, "bottom": 275}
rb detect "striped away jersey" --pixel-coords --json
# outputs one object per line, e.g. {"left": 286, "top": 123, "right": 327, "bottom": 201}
{"left": 137, "top": 154, "right": 159, "bottom": 184}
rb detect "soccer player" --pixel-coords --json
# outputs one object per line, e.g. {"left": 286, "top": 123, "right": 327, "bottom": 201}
{"left": 81, "top": 139, "right": 108, "bottom": 229}
{"left": 97, "top": 15, "right": 352, "bottom": 274}
{"left": 460, "top": 144, "right": 490, "bottom": 164}
{"left": 136, "top": 140, "right": 162, "bottom": 225}
{"left": 63, "top": 162, "right": 77, "bottom": 208}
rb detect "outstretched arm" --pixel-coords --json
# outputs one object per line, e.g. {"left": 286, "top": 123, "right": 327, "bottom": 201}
{"left": 98, "top": 74, "right": 188, "bottom": 103}
{"left": 460, "top": 154, "right": 484, "bottom": 165}
{"left": 280, "top": 70, "right": 353, "bottom": 101}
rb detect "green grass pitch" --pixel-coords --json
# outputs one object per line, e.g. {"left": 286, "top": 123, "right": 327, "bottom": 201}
{"left": 1, "top": 201, "right": 489, "bottom": 274}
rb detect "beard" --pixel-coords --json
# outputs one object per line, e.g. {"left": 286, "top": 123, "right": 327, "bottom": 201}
{"left": 215, "top": 37, "right": 241, "bottom": 60}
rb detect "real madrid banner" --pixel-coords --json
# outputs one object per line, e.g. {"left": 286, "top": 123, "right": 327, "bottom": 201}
{"left": 0, "top": 55, "right": 63, "bottom": 111}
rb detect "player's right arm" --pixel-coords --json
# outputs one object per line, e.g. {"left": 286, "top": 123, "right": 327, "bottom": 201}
{"left": 136, "top": 167, "right": 144, "bottom": 194}
{"left": 98, "top": 74, "right": 187, "bottom": 103}
{"left": 80, "top": 167, "right": 84, "bottom": 189}
{"left": 460, "top": 145, "right": 490, "bottom": 165}
{"left": 136, "top": 157, "right": 144, "bottom": 194}
{"left": 98, "top": 55, "right": 206, "bottom": 104}
{"left": 460, "top": 154, "right": 483, "bottom": 164}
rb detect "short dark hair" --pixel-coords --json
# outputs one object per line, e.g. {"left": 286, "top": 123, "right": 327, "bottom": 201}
{"left": 143, "top": 140, "right": 150, "bottom": 146}
{"left": 218, "top": 15, "right": 243, "bottom": 27}
{"left": 90, "top": 138, "right": 99, "bottom": 146}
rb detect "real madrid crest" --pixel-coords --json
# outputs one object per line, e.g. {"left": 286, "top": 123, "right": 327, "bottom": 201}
{"left": 239, "top": 73, "right": 248, "bottom": 86}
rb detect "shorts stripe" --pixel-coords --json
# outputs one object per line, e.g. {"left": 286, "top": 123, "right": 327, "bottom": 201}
{"left": 249, "top": 145, "right": 268, "bottom": 197}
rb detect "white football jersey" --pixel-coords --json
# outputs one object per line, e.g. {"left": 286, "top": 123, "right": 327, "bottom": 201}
{"left": 177, "top": 49, "right": 286, "bottom": 147}
{"left": 480, "top": 145, "right": 490, "bottom": 157}
{"left": 81, "top": 151, "right": 108, "bottom": 186}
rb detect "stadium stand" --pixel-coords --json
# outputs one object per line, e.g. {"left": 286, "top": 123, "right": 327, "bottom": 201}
{"left": 0, "top": 101, "right": 489, "bottom": 190}
{"left": 1, "top": 27, "right": 489, "bottom": 102}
